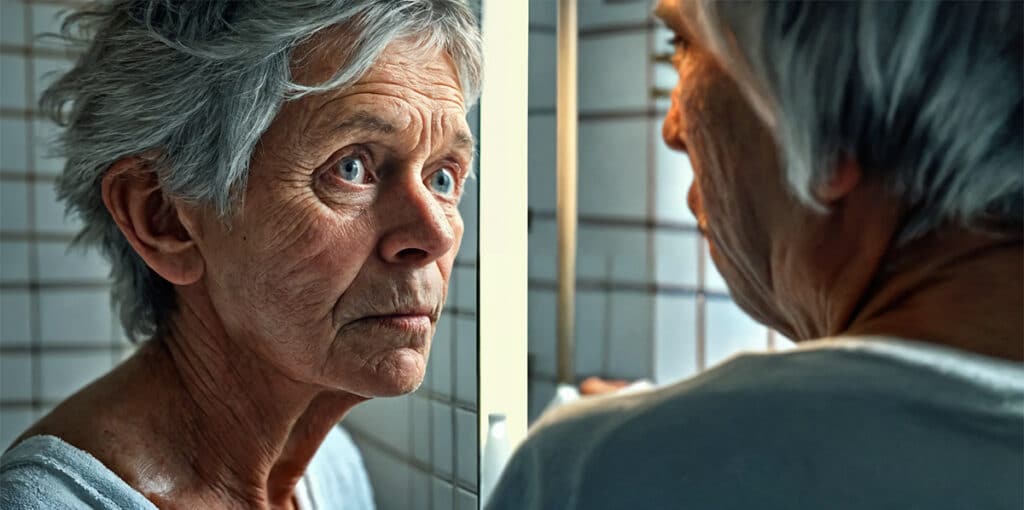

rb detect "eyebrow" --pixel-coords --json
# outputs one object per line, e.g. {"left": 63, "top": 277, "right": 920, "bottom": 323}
{"left": 334, "top": 110, "right": 476, "bottom": 154}
{"left": 335, "top": 111, "right": 397, "bottom": 136}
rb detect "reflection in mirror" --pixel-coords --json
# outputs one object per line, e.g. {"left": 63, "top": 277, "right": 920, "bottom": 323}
{"left": 525, "top": 0, "right": 793, "bottom": 425}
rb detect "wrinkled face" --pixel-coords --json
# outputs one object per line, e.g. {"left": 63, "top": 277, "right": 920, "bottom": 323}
{"left": 190, "top": 37, "right": 472, "bottom": 397}
{"left": 656, "top": 0, "right": 794, "bottom": 328}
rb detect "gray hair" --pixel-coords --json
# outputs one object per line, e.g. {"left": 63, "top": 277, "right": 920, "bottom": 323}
{"left": 692, "top": 0, "right": 1022, "bottom": 242}
{"left": 42, "top": 0, "right": 483, "bottom": 341}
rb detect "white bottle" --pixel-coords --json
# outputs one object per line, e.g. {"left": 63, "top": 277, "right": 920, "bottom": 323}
{"left": 480, "top": 413, "right": 513, "bottom": 506}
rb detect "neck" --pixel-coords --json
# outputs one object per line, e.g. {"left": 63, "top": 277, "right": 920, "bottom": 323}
{"left": 144, "top": 301, "right": 367, "bottom": 508}
{"left": 843, "top": 228, "right": 1023, "bottom": 361}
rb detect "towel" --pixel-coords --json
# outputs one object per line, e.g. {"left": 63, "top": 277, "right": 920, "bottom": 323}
{"left": 1, "top": 426, "right": 374, "bottom": 509}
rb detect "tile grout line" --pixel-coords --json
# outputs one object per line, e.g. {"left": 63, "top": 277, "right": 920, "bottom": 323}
{"left": 24, "top": 0, "right": 52, "bottom": 422}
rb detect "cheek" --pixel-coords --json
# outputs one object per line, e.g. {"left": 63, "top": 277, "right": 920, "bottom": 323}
{"left": 212, "top": 205, "right": 378, "bottom": 343}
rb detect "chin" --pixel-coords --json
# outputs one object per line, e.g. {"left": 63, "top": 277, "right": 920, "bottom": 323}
{"left": 363, "top": 347, "right": 427, "bottom": 397}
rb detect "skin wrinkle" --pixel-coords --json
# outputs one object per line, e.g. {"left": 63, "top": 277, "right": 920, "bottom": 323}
{"left": 17, "top": 36, "right": 470, "bottom": 509}
{"left": 656, "top": 0, "right": 1021, "bottom": 360}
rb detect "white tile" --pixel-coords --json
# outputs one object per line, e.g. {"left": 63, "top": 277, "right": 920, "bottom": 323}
{"left": 527, "top": 113, "right": 556, "bottom": 211}
{"left": 343, "top": 396, "right": 411, "bottom": 454}
{"left": 33, "top": 119, "right": 65, "bottom": 175}
{"left": 455, "top": 408, "right": 477, "bottom": 489}
{"left": 527, "top": 218, "right": 556, "bottom": 281}
{"left": 429, "top": 315, "right": 453, "bottom": 397}
{"left": 34, "top": 181, "right": 81, "bottom": 233}
{"left": 40, "top": 351, "right": 112, "bottom": 400}
{"left": 574, "top": 290, "right": 606, "bottom": 376}
{"left": 0, "top": 408, "right": 33, "bottom": 451}
{"left": 610, "top": 248, "right": 648, "bottom": 284}
{"left": 0, "top": 353, "right": 32, "bottom": 400}
{"left": 0, "top": 55, "right": 26, "bottom": 109}
{"left": 457, "top": 488, "right": 478, "bottom": 510}
{"left": 528, "top": 0, "right": 556, "bottom": 28}
{"left": 454, "top": 266, "right": 476, "bottom": 312}
{"left": 33, "top": 56, "right": 71, "bottom": 93}
{"left": 653, "top": 230, "right": 699, "bottom": 287}
{"left": 607, "top": 292, "right": 653, "bottom": 379}
{"left": 579, "top": 32, "right": 649, "bottom": 112}
{"left": 1, "top": 118, "right": 29, "bottom": 171}
{"left": 30, "top": 3, "right": 71, "bottom": 49}
{"left": 527, "top": 289, "right": 556, "bottom": 377}
{"left": 704, "top": 242, "right": 729, "bottom": 294}
{"left": 454, "top": 317, "right": 476, "bottom": 406}
{"left": 37, "top": 241, "right": 109, "bottom": 281}
{"left": 1, "top": 1, "right": 25, "bottom": 46}
{"left": 705, "top": 298, "right": 768, "bottom": 367}
{"left": 578, "top": 119, "right": 649, "bottom": 218}
{"left": 433, "top": 478, "right": 454, "bottom": 510}
{"left": 0, "top": 241, "right": 30, "bottom": 282}
{"left": 431, "top": 401, "right": 453, "bottom": 477}
{"left": 1, "top": 181, "right": 28, "bottom": 230}
{"left": 0, "top": 290, "right": 31, "bottom": 346}
{"left": 39, "top": 289, "right": 113, "bottom": 344}
{"left": 577, "top": 225, "right": 648, "bottom": 283}
{"left": 528, "top": 32, "right": 556, "bottom": 110}
{"left": 411, "top": 469, "right": 431, "bottom": 509}
{"left": 578, "top": 0, "right": 651, "bottom": 30}
{"left": 653, "top": 127, "right": 697, "bottom": 224}
{"left": 411, "top": 395, "right": 431, "bottom": 464}
{"left": 576, "top": 251, "right": 610, "bottom": 282}
{"left": 456, "top": 177, "right": 478, "bottom": 264}
{"left": 528, "top": 378, "right": 556, "bottom": 425}
{"left": 773, "top": 333, "right": 796, "bottom": 350}
{"left": 653, "top": 295, "right": 698, "bottom": 385}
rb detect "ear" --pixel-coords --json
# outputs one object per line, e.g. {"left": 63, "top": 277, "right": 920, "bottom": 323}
{"left": 101, "top": 157, "right": 204, "bottom": 286}
{"left": 815, "top": 156, "right": 862, "bottom": 203}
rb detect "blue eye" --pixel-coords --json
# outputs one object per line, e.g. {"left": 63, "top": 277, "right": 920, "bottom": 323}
{"left": 429, "top": 167, "right": 456, "bottom": 196}
{"left": 335, "top": 156, "right": 368, "bottom": 184}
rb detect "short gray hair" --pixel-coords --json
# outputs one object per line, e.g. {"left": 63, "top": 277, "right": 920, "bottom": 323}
{"left": 42, "top": 0, "right": 483, "bottom": 341}
{"left": 692, "top": 0, "right": 1022, "bottom": 242}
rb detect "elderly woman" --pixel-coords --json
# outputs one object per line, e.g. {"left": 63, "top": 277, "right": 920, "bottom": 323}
{"left": 488, "top": 1, "right": 1022, "bottom": 509}
{"left": 0, "top": 1, "right": 480, "bottom": 508}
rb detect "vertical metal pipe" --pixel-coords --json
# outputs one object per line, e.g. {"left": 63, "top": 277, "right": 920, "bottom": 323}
{"left": 556, "top": 0, "right": 578, "bottom": 386}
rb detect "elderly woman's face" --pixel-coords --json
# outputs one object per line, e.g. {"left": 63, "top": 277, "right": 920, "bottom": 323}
{"left": 657, "top": 0, "right": 794, "bottom": 328}
{"left": 187, "top": 37, "right": 472, "bottom": 397}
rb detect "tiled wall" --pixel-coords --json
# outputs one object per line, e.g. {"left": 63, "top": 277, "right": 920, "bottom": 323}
{"left": 0, "top": 0, "right": 130, "bottom": 450}
{"left": 526, "top": 0, "right": 791, "bottom": 423}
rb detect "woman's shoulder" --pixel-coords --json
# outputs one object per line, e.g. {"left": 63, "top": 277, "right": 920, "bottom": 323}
{"left": 1, "top": 435, "right": 158, "bottom": 509}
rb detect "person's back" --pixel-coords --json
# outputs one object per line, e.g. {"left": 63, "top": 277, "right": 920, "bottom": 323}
{"left": 488, "top": 338, "right": 1024, "bottom": 509}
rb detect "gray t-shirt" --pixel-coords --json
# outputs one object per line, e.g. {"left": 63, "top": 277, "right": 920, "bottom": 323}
{"left": 486, "top": 337, "right": 1024, "bottom": 510}
{"left": 0, "top": 425, "right": 374, "bottom": 509}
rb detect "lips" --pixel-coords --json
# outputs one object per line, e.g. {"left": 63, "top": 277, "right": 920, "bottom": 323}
{"left": 361, "top": 314, "right": 433, "bottom": 332}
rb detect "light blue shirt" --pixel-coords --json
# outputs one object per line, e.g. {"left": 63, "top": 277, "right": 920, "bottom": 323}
{"left": 1, "top": 425, "right": 374, "bottom": 509}
{"left": 486, "top": 337, "right": 1024, "bottom": 510}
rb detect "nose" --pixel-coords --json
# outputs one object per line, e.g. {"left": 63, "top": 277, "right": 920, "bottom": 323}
{"left": 661, "top": 85, "right": 687, "bottom": 152}
{"left": 377, "top": 176, "right": 457, "bottom": 266}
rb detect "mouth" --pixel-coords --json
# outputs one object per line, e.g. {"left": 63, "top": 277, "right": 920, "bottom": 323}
{"left": 362, "top": 314, "right": 432, "bottom": 332}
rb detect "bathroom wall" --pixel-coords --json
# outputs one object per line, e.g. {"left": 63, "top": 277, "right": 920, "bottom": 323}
{"left": 526, "top": 0, "right": 791, "bottom": 423}
{"left": 0, "top": 0, "right": 130, "bottom": 450}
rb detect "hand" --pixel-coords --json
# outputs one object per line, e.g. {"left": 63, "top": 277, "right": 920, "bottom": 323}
{"left": 579, "top": 376, "right": 632, "bottom": 396}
